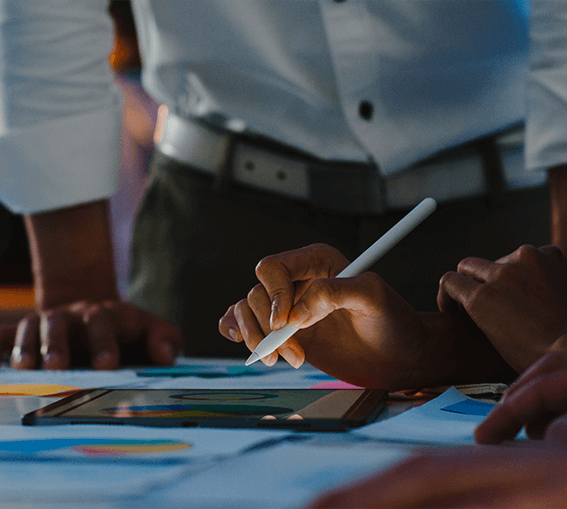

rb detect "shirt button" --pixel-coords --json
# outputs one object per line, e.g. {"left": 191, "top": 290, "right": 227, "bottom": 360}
{"left": 359, "top": 100, "right": 374, "bottom": 121}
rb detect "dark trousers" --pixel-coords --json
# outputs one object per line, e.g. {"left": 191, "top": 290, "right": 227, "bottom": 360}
{"left": 128, "top": 152, "right": 551, "bottom": 357}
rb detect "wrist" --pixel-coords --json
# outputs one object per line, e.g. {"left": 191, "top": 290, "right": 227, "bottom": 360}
{"left": 33, "top": 264, "right": 119, "bottom": 310}
{"left": 25, "top": 200, "right": 119, "bottom": 310}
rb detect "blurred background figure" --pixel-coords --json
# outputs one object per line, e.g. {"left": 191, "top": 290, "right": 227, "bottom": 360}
{"left": 0, "top": 0, "right": 565, "bottom": 368}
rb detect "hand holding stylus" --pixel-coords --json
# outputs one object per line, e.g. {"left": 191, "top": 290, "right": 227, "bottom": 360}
{"left": 217, "top": 199, "right": 504, "bottom": 392}
{"left": 246, "top": 198, "right": 437, "bottom": 365}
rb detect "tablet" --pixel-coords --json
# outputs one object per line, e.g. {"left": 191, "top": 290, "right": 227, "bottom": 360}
{"left": 22, "top": 388, "right": 387, "bottom": 431}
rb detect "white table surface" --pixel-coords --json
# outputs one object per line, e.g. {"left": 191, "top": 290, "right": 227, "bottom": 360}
{"left": 0, "top": 358, "right": 463, "bottom": 509}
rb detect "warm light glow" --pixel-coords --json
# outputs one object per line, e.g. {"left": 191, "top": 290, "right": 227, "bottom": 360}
{"left": 0, "top": 286, "right": 35, "bottom": 308}
{"left": 108, "top": 38, "right": 129, "bottom": 70}
{"left": 153, "top": 105, "right": 169, "bottom": 144}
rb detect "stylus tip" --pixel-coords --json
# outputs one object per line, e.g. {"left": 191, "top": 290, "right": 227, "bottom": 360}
{"left": 245, "top": 352, "right": 260, "bottom": 366}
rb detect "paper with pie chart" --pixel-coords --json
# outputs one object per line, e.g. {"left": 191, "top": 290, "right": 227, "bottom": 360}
{"left": 0, "top": 425, "right": 288, "bottom": 461}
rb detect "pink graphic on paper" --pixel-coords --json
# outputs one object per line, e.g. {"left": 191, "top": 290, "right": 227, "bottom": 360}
{"left": 310, "top": 381, "right": 363, "bottom": 389}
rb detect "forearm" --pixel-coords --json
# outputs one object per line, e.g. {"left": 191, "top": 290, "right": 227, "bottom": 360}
{"left": 549, "top": 165, "right": 567, "bottom": 254}
{"left": 24, "top": 199, "right": 118, "bottom": 310}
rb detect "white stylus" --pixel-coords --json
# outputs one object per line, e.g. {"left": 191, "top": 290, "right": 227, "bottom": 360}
{"left": 245, "top": 197, "right": 438, "bottom": 366}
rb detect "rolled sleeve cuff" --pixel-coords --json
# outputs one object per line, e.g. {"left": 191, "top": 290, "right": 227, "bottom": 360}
{"left": 525, "top": 0, "right": 567, "bottom": 172}
{"left": 0, "top": 104, "right": 121, "bottom": 214}
{"left": 525, "top": 72, "right": 567, "bottom": 171}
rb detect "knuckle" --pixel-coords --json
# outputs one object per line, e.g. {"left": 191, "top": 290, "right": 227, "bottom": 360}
{"left": 473, "top": 283, "right": 496, "bottom": 303}
{"left": 456, "top": 257, "right": 476, "bottom": 273}
{"left": 515, "top": 244, "right": 538, "bottom": 263}
{"left": 233, "top": 299, "right": 250, "bottom": 320}
{"left": 540, "top": 244, "right": 565, "bottom": 261}
{"left": 462, "top": 284, "right": 489, "bottom": 311}
{"left": 357, "top": 272, "right": 387, "bottom": 300}
{"left": 84, "top": 303, "right": 113, "bottom": 323}
{"left": 312, "top": 244, "right": 345, "bottom": 275}
{"left": 247, "top": 284, "right": 265, "bottom": 305}
{"left": 361, "top": 271, "right": 382, "bottom": 285}
{"left": 493, "top": 262, "right": 521, "bottom": 281}
{"left": 221, "top": 304, "right": 236, "bottom": 320}
{"left": 491, "top": 263, "right": 508, "bottom": 279}
{"left": 69, "top": 300, "right": 91, "bottom": 313}
{"left": 255, "top": 256, "right": 278, "bottom": 279}
{"left": 307, "top": 279, "right": 334, "bottom": 312}
{"left": 39, "top": 310, "right": 70, "bottom": 330}
{"left": 20, "top": 312, "right": 40, "bottom": 327}
{"left": 308, "top": 278, "right": 328, "bottom": 295}
{"left": 309, "top": 242, "right": 335, "bottom": 260}
{"left": 39, "top": 309, "right": 57, "bottom": 320}
{"left": 438, "top": 271, "right": 456, "bottom": 289}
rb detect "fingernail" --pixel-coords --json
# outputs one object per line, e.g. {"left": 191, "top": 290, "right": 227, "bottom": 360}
{"left": 271, "top": 298, "right": 280, "bottom": 318}
{"left": 261, "top": 352, "right": 278, "bottom": 367}
{"left": 159, "top": 342, "right": 175, "bottom": 364}
{"left": 270, "top": 298, "right": 284, "bottom": 330}
{"left": 280, "top": 346, "right": 304, "bottom": 369}
{"left": 11, "top": 346, "right": 22, "bottom": 364}
{"left": 11, "top": 347, "right": 32, "bottom": 369}
{"left": 288, "top": 302, "right": 310, "bottom": 327}
{"left": 42, "top": 352, "right": 65, "bottom": 370}
{"left": 228, "top": 328, "right": 239, "bottom": 342}
{"left": 94, "top": 351, "right": 116, "bottom": 370}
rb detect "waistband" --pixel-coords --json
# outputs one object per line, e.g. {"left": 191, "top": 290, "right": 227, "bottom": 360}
{"left": 155, "top": 110, "right": 543, "bottom": 215}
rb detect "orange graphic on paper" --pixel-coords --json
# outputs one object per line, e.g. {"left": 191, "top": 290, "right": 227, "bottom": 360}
{"left": 73, "top": 441, "right": 191, "bottom": 456}
{"left": 0, "top": 384, "right": 81, "bottom": 397}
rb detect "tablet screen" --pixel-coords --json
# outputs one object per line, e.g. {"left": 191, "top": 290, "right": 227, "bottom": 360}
{"left": 23, "top": 388, "right": 387, "bottom": 431}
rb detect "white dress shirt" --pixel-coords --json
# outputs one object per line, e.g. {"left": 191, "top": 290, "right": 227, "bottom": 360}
{"left": 0, "top": 0, "right": 121, "bottom": 214}
{"left": 0, "top": 0, "right": 564, "bottom": 214}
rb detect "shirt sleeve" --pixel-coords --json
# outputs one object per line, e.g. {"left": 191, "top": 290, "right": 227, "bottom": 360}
{"left": 525, "top": 0, "right": 567, "bottom": 171}
{"left": 0, "top": 0, "right": 121, "bottom": 214}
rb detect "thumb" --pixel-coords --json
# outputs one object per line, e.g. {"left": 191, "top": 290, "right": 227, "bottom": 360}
{"left": 0, "top": 325, "right": 17, "bottom": 359}
{"left": 288, "top": 273, "right": 384, "bottom": 329}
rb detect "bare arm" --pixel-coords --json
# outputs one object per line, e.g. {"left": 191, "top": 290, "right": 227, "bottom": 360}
{"left": 9, "top": 199, "right": 183, "bottom": 370}
{"left": 549, "top": 165, "right": 567, "bottom": 254}
{"left": 25, "top": 200, "right": 119, "bottom": 309}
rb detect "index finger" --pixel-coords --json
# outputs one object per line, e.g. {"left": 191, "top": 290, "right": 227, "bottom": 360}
{"left": 113, "top": 303, "right": 183, "bottom": 366}
{"left": 82, "top": 304, "right": 120, "bottom": 370}
{"left": 0, "top": 325, "right": 17, "bottom": 361}
{"left": 39, "top": 311, "right": 73, "bottom": 370}
{"left": 437, "top": 271, "right": 482, "bottom": 313}
{"left": 502, "top": 351, "right": 567, "bottom": 402}
{"left": 255, "top": 244, "right": 348, "bottom": 330}
{"left": 475, "top": 369, "right": 567, "bottom": 444}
